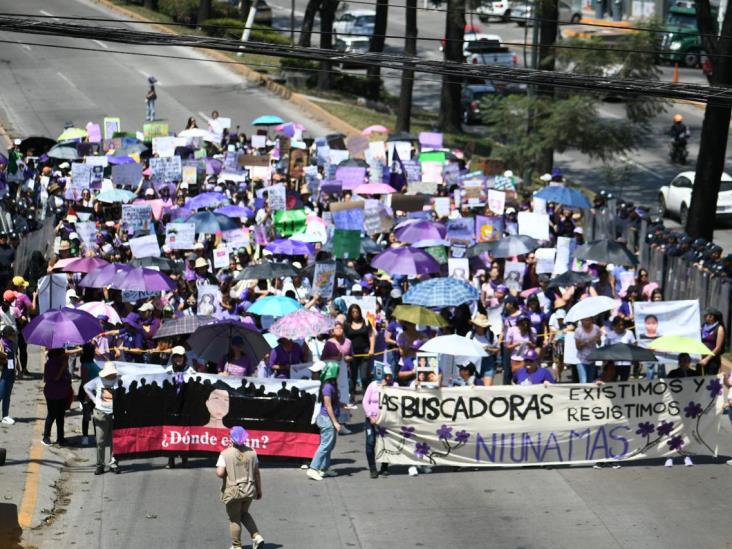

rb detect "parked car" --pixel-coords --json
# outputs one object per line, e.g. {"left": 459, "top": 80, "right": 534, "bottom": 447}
{"left": 464, "top": 40, "right": 518, "bottom": 67}
{"left": 333, "top": 10, "right": 376, "bottom": 38}
{"left": 439, "top": 32, "right": 503, "bottom": 56}
{"left": 658, "top": 171, "right": 732, "bottom": 226}
{"left": 335, "top": 35, "right": 371, "bottom": 68}
{"left": 477, "top": 0, "right": 513, "bottom": 22}
{"left": 511, "top": 0, "right": 581, "bottom": 25}
{"left": 462, "top": 83, "right": 499, "bottom": 125}
{"left": 253, "top": 0, "right": 273, "bottom": 26}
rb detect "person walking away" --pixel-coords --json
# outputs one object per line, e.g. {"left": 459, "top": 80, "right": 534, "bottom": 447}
{"left": 145, "top": 76, "right": 157, "bottom": 121}
{"left": 216, "top": 426, "right": 265, "bottom": 549}
{"left": 699, "top": 308, "right": 726, "bottom": 375}
{"left": 307, "top": 361, "right": 342, "bottom": 481}
{"left": 42, "top": 348, "right": 72, "bottom": 446}
{"left": 84, "top": 362, "right": 120, "bottom": 474}
{"left": 362, "top": 365, "right": 394, "bottom": 478}
{"left": 0, "top": 326, "right": 17, "bottom": 424}
{"left": 78, "top": 341, "right": 100, "bottom": 446}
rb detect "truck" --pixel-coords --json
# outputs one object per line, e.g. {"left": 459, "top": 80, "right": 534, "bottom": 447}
{"left": 464, "top": 39, "right": 518, "bottom": 67}
{"left": 660, "top": 1, "right": 716, "bottom": 68}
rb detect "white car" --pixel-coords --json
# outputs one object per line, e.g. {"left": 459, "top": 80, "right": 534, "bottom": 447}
{"left": 658, "top": 171, "right": 732, "bottom": 225}
{"left": 333, "top": 10, "right": 376, "bottom": 38}
{"left": 510, "top": 1, "right": 582, "bottom": 25}
{"left": 439, "top": 32, "right": 503, "bottom": 55}
{"left": 477, "top": 0, "right": 513, "bottom": 22}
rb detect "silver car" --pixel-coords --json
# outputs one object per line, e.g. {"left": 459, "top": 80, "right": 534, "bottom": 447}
{"left": 511, "top": 1, "right": 582, "bottom": 25}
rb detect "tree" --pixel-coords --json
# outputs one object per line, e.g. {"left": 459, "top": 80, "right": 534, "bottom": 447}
{"left": 317, "top": 0, "right": 339, "bottom": 90}
{"left": 396, "top": 0, "right": 418, "bottom": 132}
{"left": 438, "top": 0, "right": 465, "bottom": 133}
{"left": 686, "top": 0, "right": 732, "bottom": 239}
{"left": 143, "top": 0, "right": 158, "bottom": 10}
{"left": 535, "top": 0, "right": 559, "bottom": 173}
{"left": 198, "top": 0, "right": 212, "bottom": 24}
{"left": 299, "top": 0, "right": 324, "bottom": 47}
{"left": 365, "top": 0, "right": 389, "bottom": 98}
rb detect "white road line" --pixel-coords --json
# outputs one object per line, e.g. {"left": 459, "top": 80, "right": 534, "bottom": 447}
{"left": 56, "top": 71, "right": 79, "bottom": 90}
{"left": 198, "top": 111, "right": 213, "bottom": 124}
{"left": 619, "top": 155, "right": 664, "bottom": 180}
{"left": 39, "top": 10, "right": 58, "bottom": 19}
{"left": 92, "top": 39, "right": 109, "bottom": 49}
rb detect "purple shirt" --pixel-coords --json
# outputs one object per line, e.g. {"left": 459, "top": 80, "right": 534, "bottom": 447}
{"left": 320, "top": 382, "right": 338, "bottom": 416}
{"left": 268, "top": 343, "right": 304, "bottom": 377}
{"left": 44, "top": 356, "right": 72, "bottom": 400}
{"left": 512, "top": 367, "right": 555, "bottom": 386}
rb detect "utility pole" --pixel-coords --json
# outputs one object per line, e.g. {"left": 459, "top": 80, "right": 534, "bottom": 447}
{"left": 291, "top": 0, "right": 296, "bottom": 45}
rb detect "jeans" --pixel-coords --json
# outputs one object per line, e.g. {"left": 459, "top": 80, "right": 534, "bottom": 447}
{"left": 480, "top": 355, "right": 497, "bottom": 379}
{"left": 225, "top": 498, "right": 259, "bottom": 547}
{"left": 146, "top": 99, "right": 156, "bottom": 121}
{"left": 0, "top": 367, "right": 15, "bottom": 417}
{"left": 310, "top": 414, "right": 337, "bottom": 471}
{"left": 349, "top": 356, "right": 372, "bottom": 397}
{"left": 365, "top": 419, "right": 377, "bottom": 472}
{"left": 645, "top": 363, "right": 667, "bottom": 380}
{"left": 615, "top": 365, "right": 631, "bottom": 381}
{"left": 501, "top": 346, "right": 512, "bottom": 386}
{"left": 44, "top": 397, "right": 66, "bottom": 441}
{"left": 576, "top": 363, "right": 597, "bottom": 384}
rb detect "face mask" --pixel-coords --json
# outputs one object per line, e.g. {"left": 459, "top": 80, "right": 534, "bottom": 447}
{"left": 102, "top": 377, "right": 116, "bottom": 387}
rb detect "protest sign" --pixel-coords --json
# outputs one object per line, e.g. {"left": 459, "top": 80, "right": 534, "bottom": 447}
{"left": 434, "top": 197, "right": 450, "bottom": 218}
{"left": 517, "top": 212, "right": 550, "bottom": 241}
{"left": 408, "top": 180, "right": 438, "bottom": 195}
{"left": 535, "top": 248, "right": 557, "bottom": 274}
{"left": 103, "top": 117, "right": 121, "bottom": 140}
{"left": 368, "top": 141, "right": 387, "bottom": 162}
{"left": 463, "top": 179, "right": 484, "bottom": 205}
{"left": 149, "top": 156, "right": 182, "bottom": 182}
{"left": 633, "top": 300, "right": 701, "bottom": 365}
{"left": 86, "top": 122, "right": 102, "bottom": 143}
{"left": 274, "top": 209, "right": 306, "bottom": 237}
{"left": 181, "top": 165, "right": 198, "bottom": 186}
{"left": 122, "top": 204, "right": 153, "bottom": 234}
{"left": 331, "top": 201, "right": 365, "bottom": 231}
{"left": 448, "top": 258, "right": 470, "bottom": 281}
{"left": 487, "top": 189, "right": 506, "bottom": 215}
{"left": 402, "top": 160, "right": 421, "bottom": 182}
{"left": 420, "top": 161, "right": 443, "bottom": 184}
{"left": 554, "top": 236, "right": 573, "bottom": 275}
{"left": 446, "top": 217, "right": 475, "bottom": 245}
{"left": 213, "top": 245, "right": 230, "bottom": 270}
{"left": 266, "top": 183, "right": 286, "bottom": 211}
{"left": 368, "top": 161, "right": 384, "bottom": 184}
{"left": 76, "top": 221, "right": 97, "bottom": 249}
{"left": 129, "top": 234, "right": 160, "bottom": 259}
{"left": 475, "top": 215, "right": 503, "bottom": 243}
{"left": 222, "top": 228, "right": 250, "bottom": 248}
{"left": 332, "top": 229, "right": 361, "bottom": 259}
{"left": 165, "top": 222, "right": 196, "bottom": 250}
{"left": 335, "top": 166, "right": 366, "bottom": 190}
{"left": 110, "top": 370, "right": 320, "bottom": 459}
{"left": 425, "top": 245, "right": 448, "bottom": 264}
{"left": 443, "top": 163, "right": 460, "bottom": 186}
{"left": 419, "top": 132, "right": 444, "bottom": 150}
{"left": 112, "top": 163, "right": 144, "bottom": 188}
{"left": 391, "top": 194, "right": 429, "bottom": 213}
{"left": 71, "top": 163, "right": 93, "bottom": 189}
{"left": 346, "top": 135, "right": 369, "bottom": 155}
{"left": 86, "top": 156, "right": 108, "bottom": 169}
{"left": 376, "top": 378, "right": 723, "bottom": 467}
{"left": 153, "top": 136, "right": 176, "bottom": 158}
{"left": 363, "top": 199, "right": 393, "bottom": 236}
{"left": 143, "top": 122, "right": 169, "bottom": 140}
{"left": 504, "top": 261, "right": 525, "bottom": 292}
{"left": 388, "top": 141, "right": 412, "bottom": 164}
{"left": 533, "top": 196, "right": 547, "bottom": 215}
{"left": 328, "top": 149, "right": 350, "bottom": 167}
{"left": 312, "top": 261, "right": 336, "bottom": 299}
{"left": 197, "top": 284, "right": 220, "bottom": 316}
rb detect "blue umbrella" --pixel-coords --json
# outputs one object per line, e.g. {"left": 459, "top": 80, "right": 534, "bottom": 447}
{"left": 214, "top": 205, "right": 254, "bottom": 218}
{"left": 106, "top": 155, "right": 135, "bottom": 165}
{"left": 534, "top": 186, "right": 592, "bottom": 209}
{"left": 403, "top": 277, "right": 480, "bottom": 308}
{"left": 96, "top": 188, "right": 137, "bottom": 203}
{"left": 247, "top": 295, "right": 303, "bottom": 317}
{"left": 252, "top": 115, "right": 284, "bottom": 126}
{"left": 265, "top": 238, "right": 314, "bottom": 256}
{"left": 185, "top": 191, "right": 229, "bottom": 210}
{"left": 186, "top": 211, "right": 240, "bottom": 233}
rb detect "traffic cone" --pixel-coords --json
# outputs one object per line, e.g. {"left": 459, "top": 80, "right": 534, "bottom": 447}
{"left": 673, "top": 63, "right": 679, "bottom": 83}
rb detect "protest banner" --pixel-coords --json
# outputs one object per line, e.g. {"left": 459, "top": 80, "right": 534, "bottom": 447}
{"left": 197, "top": 284, "right": 220, "bottom": 316}
{"left": 112, "top": 163, "right": 144, "bottom": 188}
{"left": 143, "top": 122, "right": 169, "bottom": 140}
{"left": 487, "top": 189, "right": 506, "bottom": 215}
{"left": 375, "top": 378, "right": 723, "bottom": 467}
{"left": 122, "top": 204, "right": 153, "bottom": 234}
{"left": 447, "top": 217, "right": 475, "bottom": 245}
{"left": 312, "top": 261, "right": 336, "bottom": 299}
{"left": 129, "top": 234, "right": 160, "bottom": 259}
{"left": 332, "top": 229, "right": 361, "bottom": 259}
{"left": 71, "top": 163, "right": 93, "bottom": 189}
{"left": 266, "top": 183, "right": 286, "bottom": 211}
{"left": 331, "top": 200, "right": 365, "bottom": 231}
{"left": 518, "top": 212, "right": 550, "bottom": 241}
{"left": 213, "top": 245, "right": 230, "bottom": 270}
{"left": 110, "top": 370, "right": 320, "bottom": 459}
{"left": 103, "top": 117, "right": 121, "bottom": 140}
{"left": 165, "top": 222, "right": 196, "bottom": 250}
{"left": 149, "top": 156, "right": 182, "bottom": 182}
{"left": 633, "top": 300, "right": 701, "bottom": 365}
{"left": 475, "top": 215, "right": 503, "bottom": 243}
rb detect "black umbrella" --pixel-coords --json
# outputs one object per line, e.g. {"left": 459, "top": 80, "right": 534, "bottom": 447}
{"left": 338, "top": 158, "right": 369, "bottom": 168}
{"left": 547, "top": 271, "right": 593, "bottom": 288}
{"left": 130, "top": 256, "right": 182, "bottom": 273}
{"left": 586, "top": 343, "right": 657, "bottom": 362}
{"left": 300, "top": 260, "right": 360, "bottom": 281}
{"left": 387, "top": 131, "right": 417, "bottom": 142}
{"left": 188, "top": 319, "right": 269, "bottom": 363}
{"left": 236, "top": 261, "right": 299, "bottom": 281}
{"left": 468, "top": 235, "right": 540, "bottom": 259}
{"left": 154, "top": 315, "right": 217, "bottom": 339}
{"left": 19, "top": 136, "right": 56, "bottom": 156}
{"left": 573, "top": 240, "right": 638, "bottom": 266}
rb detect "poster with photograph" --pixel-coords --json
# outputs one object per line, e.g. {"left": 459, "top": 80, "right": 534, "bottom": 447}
{"left": 633, "top": 300, "right": 700, "bottom": 364}
{"left": 487, "top": 189, "right": 506, "bottom": 215}
{"left": 312, "top": 261, "right": 336, "bottom": 299}
{"left": 448, "top": 257, "right": 470, "bottom": 281}
{"left": 165, "top": 222, "right": 196, "bottom": 250}
{"left": 197, "top": 284, "right": 220, "bottom": 316}
{"left": 504, "top": 261, "right": 525, "bottom": 292}
{"left": 415, "top": 352, "right": 439, "bottom": 384}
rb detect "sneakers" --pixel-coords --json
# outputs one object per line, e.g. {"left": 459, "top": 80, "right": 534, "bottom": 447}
{"left": 81, "top": 436, "right": 89, "bottom": 446}
{"left": 300, "top": 463, "right": 309, "bottom": 470}
{"left": 370, "top": 470, "right": 379, "bottom": 479}
{"left": 684, "top": 456, "right": 694, "bottom": 467}
{"left": 41, "top": 437, "right": 52, "bottom": 446}
{"left": 306, "top": 468, "right": 323, "bottom": 481}
{"left": 252, "top": 534, "right": 265, "bottom": 549}
{"left": 1, "top": 416, "right": 14, "bottom": 424}
{"left": 345, "top": 403, "right": 358, "bottom": 410}
{"left": 664, "top": 458, "right": 673, "bottom": 467}
{"left": 340, "top": 426, "right": 353, "bottom": 435}
{"left": 94, "top": 466, "right": 105, "bottom": 475}
{"left": 321, "top": 470, "right": 337, "bottom": 478}
{"left": 726, "top": 458, "right": 732, "bottom": 465}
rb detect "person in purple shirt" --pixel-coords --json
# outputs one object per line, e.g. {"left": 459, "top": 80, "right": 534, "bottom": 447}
{"left": 42, "top": 348, "right": 72, "bottom": 446}
{"left": 219, "top": 336, "right": 254, "bottom": 377}
{"left": 268, "top": 337, "right": 304, "bottom": 378}
{"left": 512, "top": 349, "right": 555, "bottom": 386}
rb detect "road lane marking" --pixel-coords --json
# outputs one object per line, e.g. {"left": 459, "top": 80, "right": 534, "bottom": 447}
{"left": 39, "top": 9, "right": 59, "bottom": 20}
{"left": 92, "top": 39, "right": 109, "bottom": 49}
{"left": 56, "top": 71, "right": 79, "bottom": 90}
{"left": 198, "top": 111, "right": 213, "bottom": 124}
{"left": 18, "top": 399, "right": 47, "bottom": 529}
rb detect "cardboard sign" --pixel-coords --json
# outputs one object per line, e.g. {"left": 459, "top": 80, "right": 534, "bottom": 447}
{"left": 517, "top": 212, "right": 550, "bottom": 241}
{"left": 335, "top": 166, "right": 366, "bottom": 191}
{"left": 103, "top": 117, "right": 121, "bottom": 140}
{"left": 111, "top": 163, "right": 143, "bottom": 188}
{"left": 475, "top": 215, "right": 503, "bottom": 242}
{"left": 149, "top": 156, "right": 182, "bottom": 182}
{"left": 331, "top": 201, "right": 365, "bottom": 231}
{"left": 418, "top": 132, "right": 444, "bottom": 150}
{"left": 129, "top": 234, "right": 160, "bottom": 259}
{"left": 122, "top": 204, "right": 153, "bottom": 235}
{"left": 165, "top": 222, "right": 196, "bottom": 250}
{"left": 390, "top": 194, "right": 429, "bottom": 213}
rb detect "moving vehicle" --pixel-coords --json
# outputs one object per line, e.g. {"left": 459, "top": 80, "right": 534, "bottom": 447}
{"left": 440, "top": 32, "right": 504, "bottom": 55}
{"left": 658, "top": 171, "right": 732, "bottom": 225}
{"left": 462, "top": 83, "right": 499, "bottom": 125}
{"left": 660, "top": 1, "right": 714, "bottom": 68}
{"left": 253, "top": 0, "right": 273, "bottom": 26}
{"left": 477, "top": 0, "right": 513, "bottom": 22}
{"left": 464, "top": 40, "right": 518, "bottom": 67}
{"left": 333, "top": 10, "right": 376, "bottom": 38}
{"left": 335, "top": 35, "right": 371, "bottom": 67}
{"left": 510, "top": 0, "right": 582, "bottom": 25}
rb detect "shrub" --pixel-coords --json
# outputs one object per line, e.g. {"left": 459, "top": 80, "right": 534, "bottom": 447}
{"left": 157, "top": 0, "right": 199, "bottom": 23}
{"left": 202, "top": 18, "right": 291, "bottom": 45}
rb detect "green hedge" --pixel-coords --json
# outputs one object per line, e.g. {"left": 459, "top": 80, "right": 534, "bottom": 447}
{"left": 157, "top": 0, "right": 198, "bottom": 23}
{"left": 202, "top": 18, "right": 291, "bottom": 45}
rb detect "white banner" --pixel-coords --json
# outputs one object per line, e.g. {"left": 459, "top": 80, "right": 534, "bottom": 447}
{"left": 376, "top": 378, "right": 723, "bottom": 467}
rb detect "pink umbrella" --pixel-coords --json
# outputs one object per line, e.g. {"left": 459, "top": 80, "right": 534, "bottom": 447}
{"left": 362, "top": 125, "right": 390, "bottom": 136}
{"left": 51, "top": 257, "right": 80, "bottom": 271}
{"left": 269, "top": 309, "right": 335, "bottom": 340}
{"left": 354, "top": 182, "right": 397, "bottom": 195}
{"left": 77, "top": 301, "right": 122, "bottom": 324}
{"left": 60, "top": 257, "right": 109, "bottom": 274}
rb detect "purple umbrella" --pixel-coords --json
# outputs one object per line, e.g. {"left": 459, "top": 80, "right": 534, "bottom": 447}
{"left": 79, "top": 263, "right": 133, "bottom": 288}
{"left": 23, "top": 307, "right": 102, "bottom": 348}
{"left": 60, "top": 257, "right": 109, "bottom": 274}
{"left": 106, "top": 155, "right": 135, "bottom": 165}
{"left": 170, "top": 207, "right": 193, "bottom": 222}
{"left": 395, "top": 220, "right": 447, "bottom": 244}
{"left": 185, "top": 192, "right": 229, "bottom": 210}
{"left": 214, "top": 205, "right": 254, "bottom": 218}
{"left": 204, "top": 157, "right": 223, "bottom": 175}
{"left": 371, "top": 246, "right": 441, "bottom": 276}
{"left": 0, "top": 153, "right": 8, "bottom": 165}
{"left": 265, "top": 238, "right": 314, "bottom": 256}
{"left": 110, "top": 266, "right": 175, "bottom": 291}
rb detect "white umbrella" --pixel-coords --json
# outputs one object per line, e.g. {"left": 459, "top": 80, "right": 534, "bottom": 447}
{"left": 420, "top": 334, "right": 488, "bottom": 358}
{"left": 565, "top": 296, "right": 617, "bottom": 323}
{"left": 178, "top": 128, "right": 213, "bottom": 139}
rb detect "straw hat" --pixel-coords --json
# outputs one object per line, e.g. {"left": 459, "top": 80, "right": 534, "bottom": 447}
{"left": 99, "top": 362, "right": 118, "bottom": 378}
{"left": 471, "top": 313, "right": 490, "bottom": 328}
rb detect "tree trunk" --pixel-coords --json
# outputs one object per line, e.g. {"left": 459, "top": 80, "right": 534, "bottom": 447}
{"left": 686, "top": 0, "right": 732, "bottom": 238}
{"left": 299, "top": 0, "right": 324, "bottom": 47}
{"left": 365, "top": 0, "right": 389, "bottom": 99}
{"left": 438, "top": 0, "right": 466, "bottom": 133}
{"left": 198, "top": 0, "right": 212, "bottom": 24}
{"left": 396, "top": 0, "right": 418, "bottom": 132}
{"left": 535, "top": 0, "right": 559, "bottom": 174}
{"left": 143, "top": 0, "right": 157, "bottom": 10}
{"left": 318, "top": 0, "right": 339, "bottom": 90}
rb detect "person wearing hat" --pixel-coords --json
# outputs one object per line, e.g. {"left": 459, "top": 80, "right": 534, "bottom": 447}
{"left": 84, "top": 362, "right": 120, "bottom": 474}
{"left": 0, "top": 290, "right": 17, "bottom": 335}
{"left": 466, "top": 314, "right": 498, "bottom": 385}
{"left": 0, "top": 231, "right": 14, "bottom": 292}
{"left": 700, "top": 307, "right": 726, "bottom": 375}
{"left": 164, "top": 346, "right": 192, "bottom": 469}
{"left": 65, "top": 288, "right": 81, "bottom": 308}
{"left": 307, "top": 361, "right": 342, "bottom": 481}
{"left": 216, "top": 425, "right": 265, "bottom": 549}
{"left": 362, "top": 364, "right": 394, "bottom": 478}
{"left": 117, "top": 313, "right": 145, "bottom": 363}
{"left": 194, "top": 256, "right": 217, "bottom": 285}
{"left": 512, "top": 349, "right": 555, "bottom": 386}
{"left": 0, "top": 325, "right": 17, "bottom": 424}
{"left": 268, "top": 337, "right": 305, "bottom": 379}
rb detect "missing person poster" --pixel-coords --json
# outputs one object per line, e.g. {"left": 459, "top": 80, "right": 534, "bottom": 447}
{"left": 633, "top": 300, "right": 701, "bottom": 364}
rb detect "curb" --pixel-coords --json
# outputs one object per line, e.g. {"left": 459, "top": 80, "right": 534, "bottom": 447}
{"left": 94, "top": 0, "right": 360, "bottom": 137}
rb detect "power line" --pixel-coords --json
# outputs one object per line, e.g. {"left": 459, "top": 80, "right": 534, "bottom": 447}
{"left": 0, "top": 16, "right": 726, "bottom": 105}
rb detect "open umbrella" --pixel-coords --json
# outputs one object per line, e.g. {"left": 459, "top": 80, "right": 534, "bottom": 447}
{"left": 96, "top": 188, "right": 136, "bottom": 203}
{"left": 300, "top": 260, "right": 359, "bottom": 281}
{"left": 469, "top": 235, "right": 540, "bottom": 258}
{"left": 19, "top": 136, "right": 56, "bottom": 155}
{"left": 178, "top": 128, "right": 215, "bottom": 139}
{"left": 111, "top": 143, "right": 148, "bottom": 156}
{"left": 573, "top": 240, "right": 639, "bottom": 266}
{"left": 57, "top": 128, "right": 87, "bottom": 141}
{"left": 547, "top": 271, "right": 593, "bottom": 288}
{"left": 252, "top": 115, "right": 284, "bottom": 126}
{"left": 59, "top": 257, "right": 109, "bottom": 274}
{"left": 371, "top": 247, "right": 441, "bottom": 276}
{"left": 362, "top": 125, "right": 390, "bottom": 136}
{"left": 274, "top": 122, "right": 305, "bottom": 137}
{"left": 130, "top": 256, "right": 181, "bottom": 273}
{"left": 23, "top": 307, "right": 101, "bottom": 348}
{"left": 237, "top": 262, "right": 300, "bottom": 280}
{"left": 565, "top": 296, "right": 617, "bottom": 323}
{"left": 185, "top": 192, "right": 229, "bottom": 210}
{"left": 648, "top": 336, "right": 713, "bottom": 355}
{"left": 109, "top": 266, "right": 175, "bottom": 292}
{"left": 353, "top": 183, "right": 397, "bottom": 195}
{"left": 393, "top": 305, "right": 447, "bottom": 327}
{"left": 214, "top": 205, "right": 254, "bottom": 219}
{"left": 154, "top": 315, "right": 216, "bottom": 339}
{"left": 265, "top": 238, "right": 314, "bottom": 256}
{"left": 47, "top": 143, "right": 80, "bottom": 160}
{"left": 106, "top": 155, "right": 136, "bottom": 165}
{"left": 77, "top": 301, "right": 122, "bottom": 325}
{"left": 247, "top": 295, "right": 303, "bottom": 317}
{"left": 186, "top": 211, "right": 239, "bottom": 233}
{"left": 269, "top": 309, "right": 335, "bottom": 340}
{"left": 395, "top": 220, "right": 447, "bottom": 244}
{"left": 420, "top": 334, "right": 488, "bottom": 357}
{"left": 79, "top": 263, "right": 133, "bottom": 288}
{"left": 403, "top": 277, "right": 480, "bottom": 308}
{"left": 188, "top": 319, "right": 269, "bottom": 363}
{"left": 534, "top": 186, "right": 592, "bottom": 209}
{"left": 586, "top": 343, "right": 658, "bottom": 362}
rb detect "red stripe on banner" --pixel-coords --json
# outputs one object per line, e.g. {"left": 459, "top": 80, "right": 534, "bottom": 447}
{"left": 113, "top": 426, "right": 320, "bottom": 458}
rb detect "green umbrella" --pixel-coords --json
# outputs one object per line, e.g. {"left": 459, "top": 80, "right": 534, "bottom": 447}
{"left": 648, "top": 336, "right": 713, "bottom": 355}
{"left": 393, "top": 304, "right": 447, "bottom": 327}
